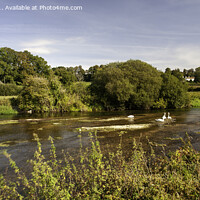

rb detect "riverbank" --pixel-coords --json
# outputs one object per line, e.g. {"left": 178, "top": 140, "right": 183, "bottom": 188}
{"left": 1, "top": 132, "right": 199, "bottom": 199}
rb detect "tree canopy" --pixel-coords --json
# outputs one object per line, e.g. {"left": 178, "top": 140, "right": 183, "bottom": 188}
{"left": 0, "top": 47, "right": 51, "bottom": 84}
{"left": 0, "top": 46, "right": 191, "bottom": 112}
{"left": 90, "top": 60, "right": 163, "bottom": 110}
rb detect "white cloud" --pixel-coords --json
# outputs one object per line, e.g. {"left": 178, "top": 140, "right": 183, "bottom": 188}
{"left": 20, "top": 39, "right": 57, "bottom": 55}
{"left": 23, "top": 47, "right": 53, "bottom": 55}
{"left": 21, "top": 39, "right": 56, "bottom": 47}
{"left": 175, "top": 46, "right": 200, "bottom": 67}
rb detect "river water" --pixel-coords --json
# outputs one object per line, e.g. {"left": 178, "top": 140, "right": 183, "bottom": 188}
{"left": 0, "top": 108, "right": 200, "bottom": 174}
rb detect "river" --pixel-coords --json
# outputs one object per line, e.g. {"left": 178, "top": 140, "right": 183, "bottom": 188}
{"left": 0, "top": 108, "right": 200, "bottom": 174}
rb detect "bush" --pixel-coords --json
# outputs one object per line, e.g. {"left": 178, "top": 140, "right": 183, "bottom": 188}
{"left": 0, "top": 83, "right": 22, "bottom": 96}
{"left": 0, "top": 96, "right": 18, "bottom": 114}
{"left": 1, "top": 133, "right": 200, "bottom": 199}
{"left": 188, "top": 92, "right": 200, "bottom": 107}
{"left": 17, "top": 76, "right": 53, "bottom": 112}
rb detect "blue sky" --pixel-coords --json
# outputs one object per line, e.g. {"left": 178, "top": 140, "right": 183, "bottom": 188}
{"left": 1, "top": 0, "right": 200, "bottom": 70}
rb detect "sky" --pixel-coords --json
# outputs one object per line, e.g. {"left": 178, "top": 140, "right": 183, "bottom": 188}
{"left": 1, "top": 0, "right": 200, "bottom": 71}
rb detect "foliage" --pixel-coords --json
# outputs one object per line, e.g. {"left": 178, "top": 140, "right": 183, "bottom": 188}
{"left": 123, "top": 60, "right": 162, "bottom": 109}
{"left": 0, "top": 83, "right": 22, "bottom": 96}
{"left": 0, "top": 96, "right": 18, "bottom": 114}
{"left": 160, "top": 72, "right": 189, "bottom": 108}
{"left": 17, "top": 75, "right": 92, "bottom": 113}
{"left": 74, "top": 65, "right": 85, "bottom": 81}
{"left": 85, "top": 65, "right": 100, "bottom": 82}
{"left": 69, "top": 81, "right": 92, "bottom": 108}
{"left": 1, "top": 133, "right": 200, "bottom": 199}
{"left": 183, "top": 68, "right": 195, "bottom": 77}
{"left": 17, "top": 76, "right": 53, "bottom": 112}
{"left": 0, "top": 105, "right": 18, "bottom": 115}
{"left": 171, "top": 68, "right": 184, "bottom": 81}
{"left": 194, "top": 67, "right": 200, "bottom": 83}
{"left": 52, "top": 66, "right": 77, "bottom": 87}
{"left": 90, "top": 60, "right": 163, "bottom": 110}
{"left": 0, "top": 46, "right": 193, "bottom": 111}
{"left": 188, "top": 92, "right": 200, "bottom": 107}
{"left": 0, "top": 47, "right": 51, "bottom": 85}
{"left": 153, "top": 98, "right": 167, "bottom": 109}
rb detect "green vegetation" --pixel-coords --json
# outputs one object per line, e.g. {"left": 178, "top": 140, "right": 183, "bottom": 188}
{"left": 90, "top": 60, "right": 189, "bottom": 110}
{"left": 0, "top": 106, "right": 18, "bottom": 115}
{"left": 160, "top": 71, "right": 189, "bottom": 109}
{"left": 0, "top": 83, "right": 22, "bottom": 96}
{"left": 0, "top": 47, "right": 195, "bottom": 113}
{"left": 0, "top": 96, "right": 18, "bottom": 114}
{"left": 0, "top": 133, "right": 200, "bottom": 199}
{"left": 0, "top": 47, "right": 51, "bottom": 85}
{"left": 188, "top": 92, "right": 200, "bottom": 107}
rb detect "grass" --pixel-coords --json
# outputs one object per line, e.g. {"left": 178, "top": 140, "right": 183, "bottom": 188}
{"left": 0, "top": 106, "right": 18, "bottom": 115}
{"left": 188, "top": 92, "right": 200, "bottom": 107}
{"left": 0, "top": 96, "right": 18, "bottom": 114}
{"left": 0, "top": 132, "right": 200, "bottom": 199}
{"left": 0, "top": 96, "right": 17, "bottom": 100}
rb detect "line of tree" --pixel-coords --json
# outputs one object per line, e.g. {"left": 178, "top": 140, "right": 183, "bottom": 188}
{"left": 0, "top": 47, "right": 195, "bottom": 112}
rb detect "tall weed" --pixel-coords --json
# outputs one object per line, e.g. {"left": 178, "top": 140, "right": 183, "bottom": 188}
{"left": 0, "top": 132, "right": 200, "bottom": 199}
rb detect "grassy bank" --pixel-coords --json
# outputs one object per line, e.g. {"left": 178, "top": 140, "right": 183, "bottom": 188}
{"left": 0, "top": 96, "right": 18, "bottom": 114}
{"left": 188, "top": 92, "right": 200, "bottom": 107}
{"left": 0, "top": 133, "right": 200, "bottom": 199}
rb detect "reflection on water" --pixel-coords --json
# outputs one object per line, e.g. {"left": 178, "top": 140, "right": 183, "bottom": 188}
{"left": 0, "top": 108, "right": 200, "bottom": 173}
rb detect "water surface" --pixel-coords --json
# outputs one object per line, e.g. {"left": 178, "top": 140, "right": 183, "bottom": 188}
{"left": 0, "top": 108, "right": 200, "bottom": 174}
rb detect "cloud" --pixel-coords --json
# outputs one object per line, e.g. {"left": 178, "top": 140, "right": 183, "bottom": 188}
{"left": 20, "top": 39, "right": 57, "bottom": 55}
{"left": 23, "top": 47, "right": 53, "bottom": 55}
{"left": 175, "top": 46, "right": 200, "bottom": 67}
{"left": 21, "top": 39, "right": 55, "bottom": 47}
{"left": 65, "top": 37, "right": 86, "bottom": 44}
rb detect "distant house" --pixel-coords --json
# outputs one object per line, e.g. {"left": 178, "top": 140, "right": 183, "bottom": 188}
{"left": 185, "top": 76, "right": 195, "bottom": 82}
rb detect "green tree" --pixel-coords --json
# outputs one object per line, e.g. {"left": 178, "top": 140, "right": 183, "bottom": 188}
{"left": 187, "top": 68, "right": 194, "bottom": 77}
{"left": 165, "top": 67, "right": 171, "bottom": 74}
{"left": 74, "top": 65, "right": 85, "bottom": 81}
{"left": 194, "top": 67, "right": 200, "bottom": 83}
{"left": 17, "top": 76, "right": 53, "bottom": 112}
{"left": 171, "top": 68, "right": 183, "bottom": 81}
{"left": 0, "top": 47, "right": 51, "bottom": 84}
{"left": 160, "top": 73, "right": 189, "bottom": 108}
{"left": 85, "top": 65, "right": 100, "bottom": 82}
{"left": 90, "top": 60, "right": 162, "bottom": 110}
{"left": 120, "top": 60, "right": 162, "bottom": 109}
{"left": 52, "top": 66, "right": 77, "bottom": 87}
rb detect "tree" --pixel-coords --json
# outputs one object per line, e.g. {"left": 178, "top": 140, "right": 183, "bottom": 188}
{"left": 194, "top": 67, "right": 200, "bottom": 83}
{"left": 90, "top": 60, "right": 162, "bottom": 110}
{"left": 165, "top": 68, "right": 171, "bottom": 74}
{"left": 74, "top": 66, "right": 85, "bottom": 81}
{"left": 122, "top": 60, "right": 162, "bottom": 109}
{"left": 85, "top": 65, "right": 100, "bottom": 82}
{"left": 90, "top": 66, "right": 132, "bottom": 110}
{"left": 171, "top": 68, "right": 183, "bottom": 81}
{"left": 52, "top": 66, "right": 77, "bottom": 87}
{"left": 160, "top": 73, "right": 189, "bottom": 108}
{"left": 0, "top": 47, "right": 51, "bottom": 84}
{"left": 17, "top": 76, "right": 53, "bottom": 112}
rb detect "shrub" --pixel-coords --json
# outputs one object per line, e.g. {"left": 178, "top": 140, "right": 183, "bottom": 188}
{"left": 0, "top": 83, "right": 22, "bottom": 96}
{"left": 1, "top": 133, "right": 200, "bottom": 199}
{"left": 188, "top": 92, "right": 200, "bottom": 107}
